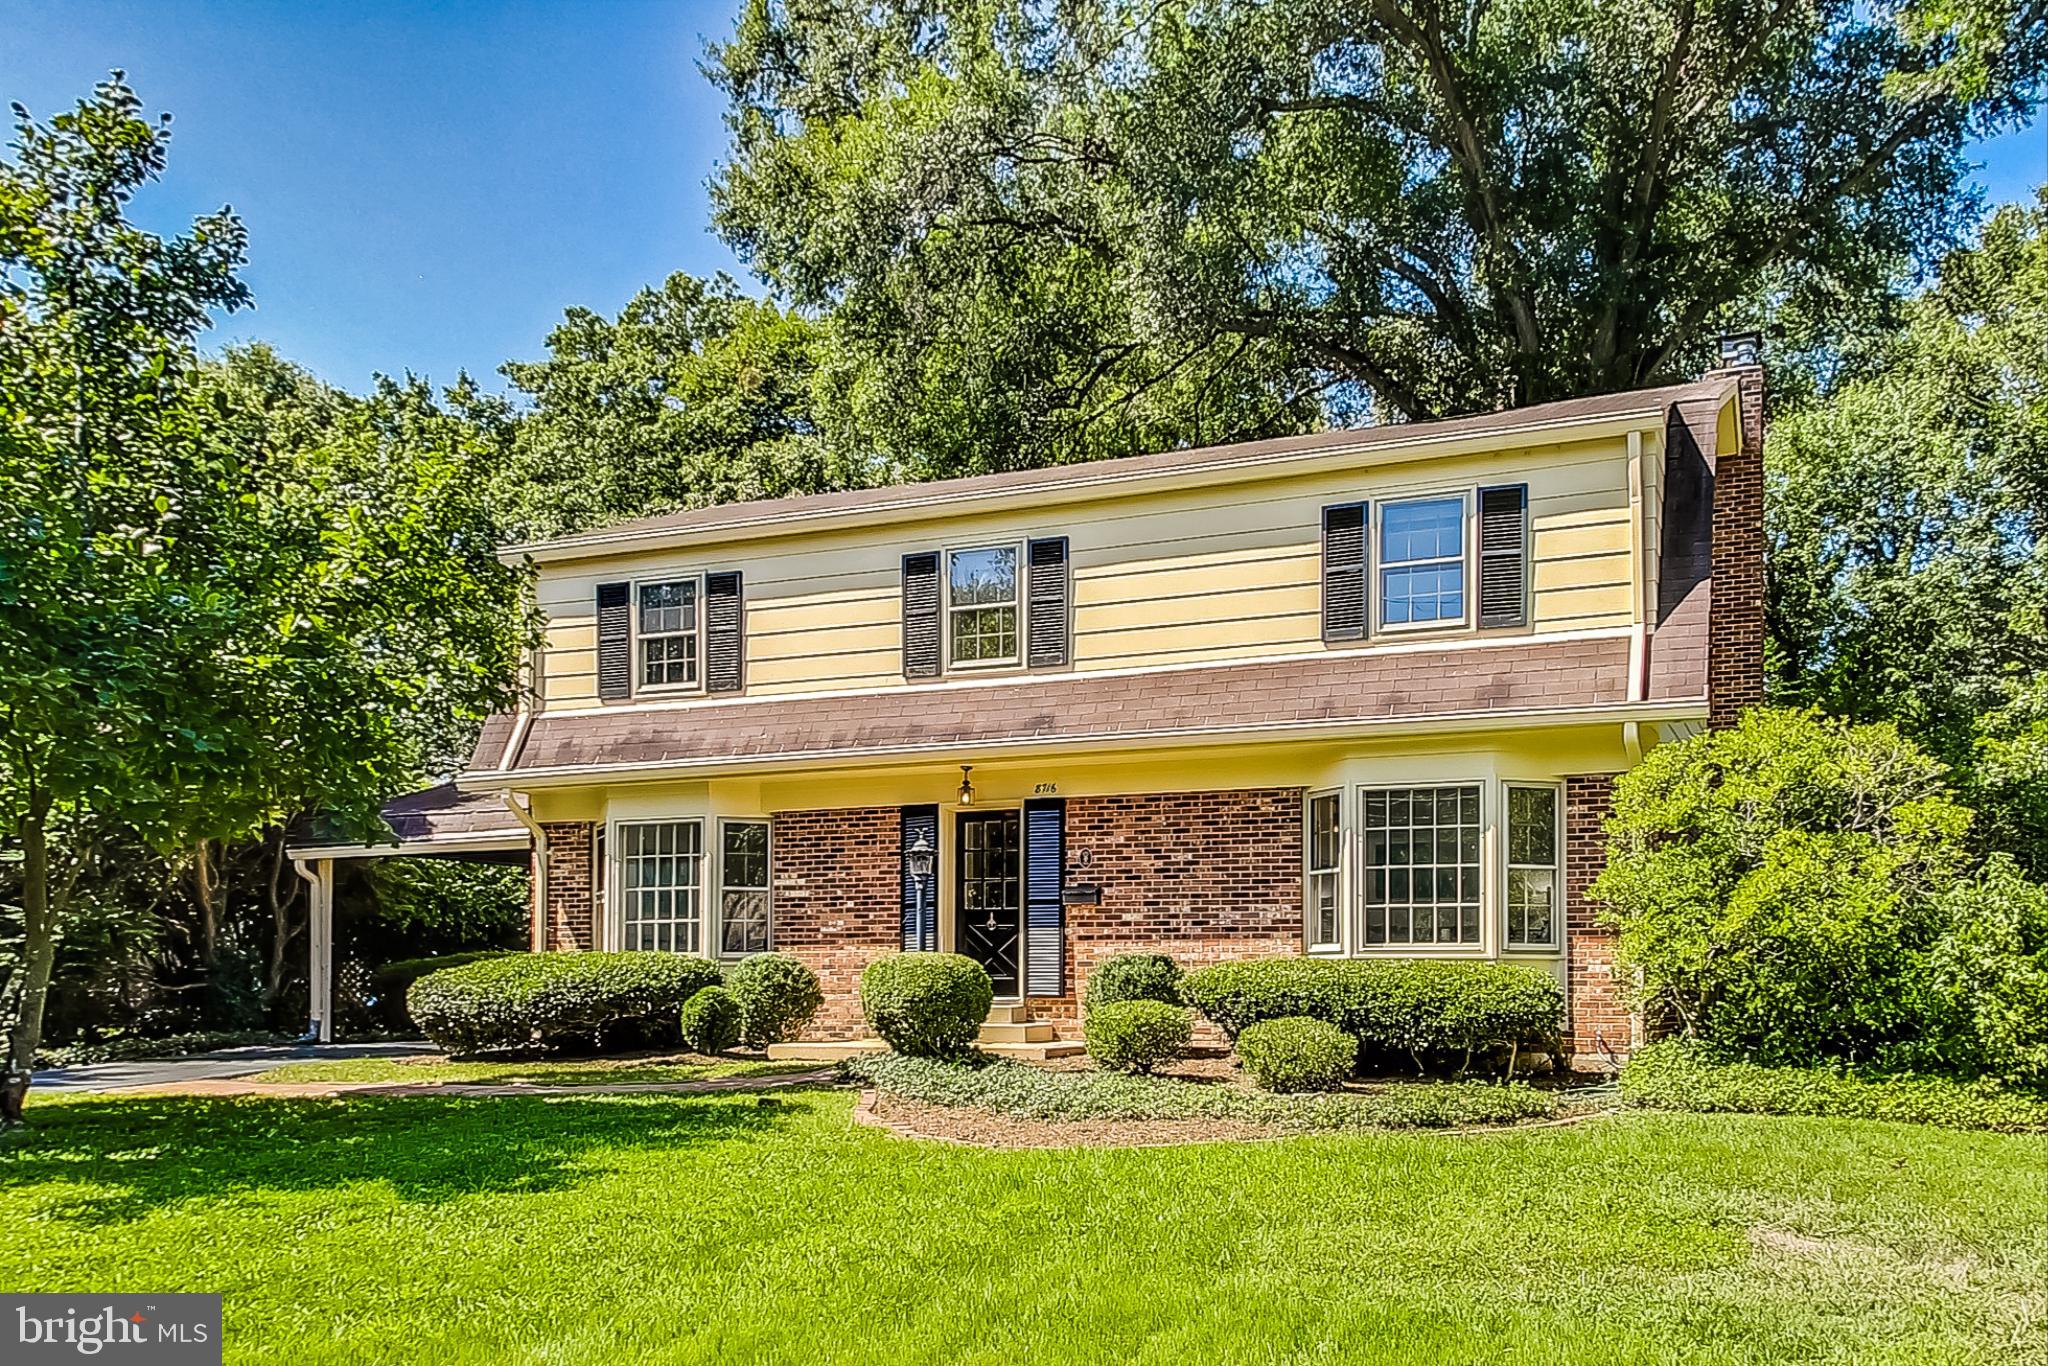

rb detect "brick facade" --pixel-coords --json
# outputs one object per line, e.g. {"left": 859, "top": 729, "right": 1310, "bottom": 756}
{"left": 536, "top": 821, "right": 596, "bottom": 951}
{"left": 1708, "top": 362, "right": 1766, "bottom": 728}
{"left": 1036, "top": 789, "right": 1304, "bottom": 1038}
{"left": 1562, "top": 775, "right": 1632, "bottom": 1066}
{"left": 769, "top": 807, "right": 902, "bottom": 1039}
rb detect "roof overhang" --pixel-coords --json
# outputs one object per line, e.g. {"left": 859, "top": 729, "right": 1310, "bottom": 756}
{"left": 457, "top": 697, "right": 1706, "bottom": 792}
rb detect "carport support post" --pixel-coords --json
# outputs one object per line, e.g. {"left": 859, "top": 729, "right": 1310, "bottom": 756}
{"left": 293, "top": 857, "right": 336, "bottom": 1044}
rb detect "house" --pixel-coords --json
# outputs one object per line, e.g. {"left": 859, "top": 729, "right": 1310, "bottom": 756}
{"left": 288, "top": 338, "right": 1766, "bottom": 1067}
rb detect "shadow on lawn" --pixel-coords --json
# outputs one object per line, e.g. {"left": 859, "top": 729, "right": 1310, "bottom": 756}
{"left": 1, "top": 1091, "right": 808, "bottom": 1226}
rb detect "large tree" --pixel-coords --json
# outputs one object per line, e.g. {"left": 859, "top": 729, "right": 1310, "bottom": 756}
{"left": 0, "top": 81, "right": 534, "bottom": 1120}
{"left": 710, "top": 0, "right": 2042, "bottom": 469}
{"left": 1768, "top": 190, "right": 2048, "bottom": 867}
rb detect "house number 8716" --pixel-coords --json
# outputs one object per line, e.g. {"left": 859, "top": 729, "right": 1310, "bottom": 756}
{"left": 1033, "top": 781, "right": 1058, "bottom": 795}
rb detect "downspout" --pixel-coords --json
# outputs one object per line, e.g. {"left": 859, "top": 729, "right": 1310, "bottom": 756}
{"left": 1623, "top": 425, "right": 1650, "bottom": 764}
{"left": 291, "top": 858, "right": 320, "bottom": 1041}
{"left": 501, "top": 792, "right": 548, "bottom": 954}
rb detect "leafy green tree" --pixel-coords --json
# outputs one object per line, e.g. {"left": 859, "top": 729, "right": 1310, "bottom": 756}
{"left": 710, "top": 0, "right": 2041, "bottom": 469}
{"left": 494, "top": 273, "right": 848, "bottom": 540}
{"left": 1927, "top": 855, "right": 2048, "bottom": 1084}
{"left": 1591, "top": 709, "right": 1973, "bottom": 1065}
{"left": 0, "top": 81, "right": 534, "bottom": 1120}
{"left": 1768, "top": 192, "right": 2048, "bottom": 865}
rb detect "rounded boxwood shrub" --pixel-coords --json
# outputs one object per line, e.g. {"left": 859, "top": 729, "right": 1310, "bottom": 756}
{"left": 1084, "top": 999, "right": 1192, "bottom": 1073}
{"left": 860, "top": 953, "right": 993, "bottom": 1057}
{"left": 679, "top": 985, "right": 743, "bottom": 1054}
{"left": 1236, "top": 1016, "right": 1357, "bottom": 1092}
{"left": 371, "top": 950, "right": 515, "bottom": 1030}
{"left": 723, "top": 952, "right": 825, "bottom": 1048}
{"left": 1083, "top": 953, "right": 1184, "bottom": 1014}
{"left": 408, "top": 952, "right": 721, "bottom": 1057}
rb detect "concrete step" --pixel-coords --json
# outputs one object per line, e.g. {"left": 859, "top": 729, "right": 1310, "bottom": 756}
{"left": 977, "top": 1020, "right": 1057, "bottom": 1045}
{"left": 978, "top": 1039, "right": 1087, "bottom": 1060}
{"left": 984, "top": 1003, "right": 1031, "bottom": 1024}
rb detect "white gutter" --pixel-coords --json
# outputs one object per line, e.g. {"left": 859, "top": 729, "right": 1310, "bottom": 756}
{"left": 498, "top": 792, "right": 549, "bottom": 954}
{"left": 456, "top": 697, "right": 1708, "bottom": 792}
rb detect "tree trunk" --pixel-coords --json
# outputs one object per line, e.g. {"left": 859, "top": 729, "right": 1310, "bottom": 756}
{"left": 2, "top": 800, "right": 57, "bottom": 1125}
{"left": 263, "top": 831, "right": 303, "bottom": 1009}
{"left": 192, "top": 838, "right": 219, "bottom": 966}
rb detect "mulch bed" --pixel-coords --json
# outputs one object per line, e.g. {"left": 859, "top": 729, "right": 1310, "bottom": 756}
{"left": 853, "top": 1089, "right": 1288, "bottom": 1149}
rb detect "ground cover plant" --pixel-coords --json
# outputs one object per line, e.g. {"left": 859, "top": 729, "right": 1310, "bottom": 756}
{"left": 1621, "top": 1041, "right": 2048, "bottom": 1134}
{"left": 5, "top": 1089, "right": 2045, "bottom": 1363}
{"left": 844, "top": 1054, "right": 1555, "bottom": 1132}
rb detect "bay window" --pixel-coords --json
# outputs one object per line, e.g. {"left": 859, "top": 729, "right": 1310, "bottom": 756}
{"left": 719, "top": 820, "right": 772, "bottom": 956}
{"left": 1306, "top": 792, "right": 1341, "bottom": 949}
{"left": 1360, "top": 785, "right": 1483, "bottom": 947}
{"left": 1505, "top": 786, "right": 1560, "bottom": 949}
{"left": 618, "top": 820, "right": 704, "bottom": 952}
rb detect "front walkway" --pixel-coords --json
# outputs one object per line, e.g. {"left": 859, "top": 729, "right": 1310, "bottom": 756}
{"left": 32, "top": 1042, "right": 432, "bottom": 1094}
{"left": 94, "top": 1065, "right": 841, "bottom": 1100}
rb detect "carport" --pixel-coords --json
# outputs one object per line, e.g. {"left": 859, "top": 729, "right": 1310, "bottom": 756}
{"left": 283, "top": 784, "right": 536, "bottom": 1042}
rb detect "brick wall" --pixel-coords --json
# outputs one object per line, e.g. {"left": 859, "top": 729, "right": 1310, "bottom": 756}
{"left": 1563, "top": 775, "right": 1633, "bottom": 1066}
{"left": 537, "top": 821, "right": 596, "bottom": 951}
{"left": 770, "top": 806, "right": 902, "bottom": 1039}
{"left": 1035, "top": 789, "right": 1304, "bottom": 1039}
{"left": 1707, "top": 362, "right": 1766, "bottom": 728}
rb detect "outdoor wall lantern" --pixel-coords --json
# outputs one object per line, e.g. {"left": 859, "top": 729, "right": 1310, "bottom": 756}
{"left": 957, "top": 765, "right": 976, "bottom": 806}
{"left": 907, "top": 832, "right": 936, "bottom": 952}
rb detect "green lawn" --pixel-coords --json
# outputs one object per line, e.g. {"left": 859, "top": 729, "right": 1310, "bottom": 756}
{"left": 5, "top": 1089, "right": 2045, "bottom": 1364}
{"left": 245, "top": 1055, "right": 818, "bottom": 1086}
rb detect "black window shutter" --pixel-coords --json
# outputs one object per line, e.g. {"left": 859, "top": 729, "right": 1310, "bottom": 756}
{"left": 1023, "top": 798, "right": 1065, "bottom": 996}
{"left": 705, "top": 570, "right": 745, "bottom": 693}
{"left": 901, "top": 552, "right": 941, "bottom": 678}
{"left": 1026, "top": 536, "right": 1070, "bottom": 668}
{"left": 1321, "top": 503, "right": 1369, "bottom": 642}
{"left": 900, "top": 805, "right": 940, "bottom": 952}
{"left": 1478, "top": 484, "right": 1530, "bottom": 628}
{"left": 595, "top": 581, "right": 632, "bottom": 699}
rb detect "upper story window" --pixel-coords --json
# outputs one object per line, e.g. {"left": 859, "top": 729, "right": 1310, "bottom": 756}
{"left": 639, "top": 579, "right": 701, "bottom": 689}
{"left": 1361, "top": 785, "right": 1481, "bottom": 947}
{"left": 1380, "top": 497, "right": 1467, "bottom": 629}
{"left": 947, "top": 546, "right": 1020, "bottom": 668}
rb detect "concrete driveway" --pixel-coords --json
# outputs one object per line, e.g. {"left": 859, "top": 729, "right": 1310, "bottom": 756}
{"left": 34, "top": 1042, "right": 432, "bottom": 1094}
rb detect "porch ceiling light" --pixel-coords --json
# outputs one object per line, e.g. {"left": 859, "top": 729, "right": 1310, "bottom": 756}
{"left": 957, "top": 765, "right": 976, "bottom": 806}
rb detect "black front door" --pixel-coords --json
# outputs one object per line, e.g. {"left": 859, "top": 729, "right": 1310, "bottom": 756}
{"left": 956, "top": 810, "right": 1022, "bottom": 996}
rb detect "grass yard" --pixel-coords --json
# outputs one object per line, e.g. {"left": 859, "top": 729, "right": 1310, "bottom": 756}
{"left": 245, "top": 1054, "right": 818, "bottom": 1086}
{"left": 4, "top": 1088, "right": 2045, "bottom": 1364}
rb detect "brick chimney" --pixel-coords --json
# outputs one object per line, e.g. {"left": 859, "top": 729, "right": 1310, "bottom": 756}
{"left": 1705, "top": 332, "right": 1766, "bottom": 728}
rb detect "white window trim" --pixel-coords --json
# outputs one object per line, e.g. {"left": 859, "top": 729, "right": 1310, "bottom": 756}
{"left": 607, "top": 817, "right": 708, "bottom": 954}
{"left": 1502, "top": 781, "right": 1564, "bottom": 955}
{"left": 714, "top": 816, "right": 773, "bottom": 959}
{"left": 1304, "top": 788, "right": 1345, "bottom": 953}
{"left": 941, "top": 541, "right": 1026, "bottom": 674}
{"left": 1375, "top": 492, "right": 1475, "bottom": 635}
{"left": 632, "top": 574, "right": 706, "bottom": 697}
{"left": 1353, "top": 780, "right": 1490, "bottom": 956}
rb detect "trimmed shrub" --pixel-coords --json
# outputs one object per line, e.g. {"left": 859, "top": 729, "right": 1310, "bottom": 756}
{"left": 860, "top": 953, "right": 993, "bottom": 1057}
{"left": 1084, "top": 1000, "right": 1192, "bottom": 1073}
{"left": 679, "top": 986, "right": 743, "bottom": 1054}
{"left": 1620, "top": 1041, "right": 2048, "bottom": 1133}
{"left": 1083, "top": 953, "right": 1184, "bottom": 1014}
{"left": 1181, "top": 958, "right": 1562, "bottom": 1074}
{"left": 371, "top": 951, "right": 516, "bottom": 1030}
{"left": 724, "top": 953, "right": 825, "bottom": 1048}
{"left": 1926, "top": 855, "right": 2048, "bottom": 1086}
{"left": 1236, "top": 1016, "right": 1356, "bottom": 1091}
{"left": 408, "top": 952, "right": 722, "bottom": 1057}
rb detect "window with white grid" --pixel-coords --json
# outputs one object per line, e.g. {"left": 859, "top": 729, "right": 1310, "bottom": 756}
{"left": 1306, "top": 791, "right": 1342, "bottom": 949}
{"left": 1505, "top": 785, "right": 1560, "bottom": 949}
{"left": 1360, "top": 785, "right": 1482, "bottom": 946}
{"left": 719, "top": 820, "right": 771, "bottom": 956}
{"left": 618, "top": 821, "right": 704, "bottom": 952}
{"left": 946, "top": 546, "right": 1020, "bottom": 666}
{"left": 638, "top": 579, "right": 700, "bottom": 689}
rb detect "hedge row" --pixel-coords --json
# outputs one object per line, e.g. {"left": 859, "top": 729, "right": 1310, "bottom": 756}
{"left": 1620, "top": 1041, "right": 2048, "bottom": 1133}
{"left": 1182, "top": 958, "right": 1562, "bottom": 1073}
{"left": 845, "top": 1053, "right": 1557, "bottom": 1131}
{"left": 408, "top": 953, "right": 722, "bottom": 1056}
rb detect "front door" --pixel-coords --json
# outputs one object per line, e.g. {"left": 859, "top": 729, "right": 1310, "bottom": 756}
{"left": 956, "top": 810, "right": 1022, "bottom": 997}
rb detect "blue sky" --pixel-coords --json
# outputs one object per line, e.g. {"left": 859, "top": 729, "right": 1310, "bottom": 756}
{"left": 5, "top": 0, "right": 2044, "bottom": 397}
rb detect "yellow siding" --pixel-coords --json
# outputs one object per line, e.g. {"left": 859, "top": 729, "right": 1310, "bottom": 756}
{"left": 528, "top": 431, "right": 1650, "bottom": 709}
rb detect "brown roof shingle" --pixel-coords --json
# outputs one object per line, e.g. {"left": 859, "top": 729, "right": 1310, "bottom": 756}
{"left": 486, "top": 635, "right": 1658, "bottom": 778}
